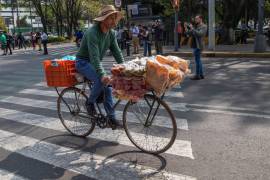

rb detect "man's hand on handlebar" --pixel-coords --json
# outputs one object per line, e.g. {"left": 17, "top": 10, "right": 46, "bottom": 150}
{"left": 101, "top": 76, "right": 111, "bottom": 85}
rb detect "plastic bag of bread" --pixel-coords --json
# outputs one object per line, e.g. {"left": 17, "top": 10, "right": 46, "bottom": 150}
{"left": 168, "top": 69, "right": 185, "bottom": 87}
{"left": 166, "top": 55, "right": 191, "bottom": 74}
{"left": 156, "top": 55, "right": 190, "bottom": 74}
{"left": 146, "top": 59, "right": 170, "bottom": 95}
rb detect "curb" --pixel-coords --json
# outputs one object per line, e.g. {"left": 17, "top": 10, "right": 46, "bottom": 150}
{"left": 164, "top": 51, "right": 270, "bottom": 58}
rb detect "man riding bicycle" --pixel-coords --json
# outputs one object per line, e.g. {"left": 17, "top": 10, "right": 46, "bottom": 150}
{"left": 75, "top": 5, "right": 124, "bottom": 130}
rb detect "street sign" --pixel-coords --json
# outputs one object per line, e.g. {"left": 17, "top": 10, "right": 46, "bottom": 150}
{"left": 115, "top": 0, "right": 122, "bottom": 8}
{"left": 35, "top": 17, "right": 41, "bottom": 24}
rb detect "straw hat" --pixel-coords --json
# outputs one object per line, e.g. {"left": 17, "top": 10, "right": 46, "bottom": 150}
{"left": 94, "top": 5, "right": 122, "bottom": 23}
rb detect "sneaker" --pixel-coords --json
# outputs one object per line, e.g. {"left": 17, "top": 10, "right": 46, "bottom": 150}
{"left": 200, "top": 75, "right": 205, "bottom": 79}
{"left": 85, "top": 102, "right": 96, "bottom": 116}
{"left": 109, "top": 118, "right": 123, "bottom": 130}
{"left": 190, "top": 75, "right": 201, "bottom": 80}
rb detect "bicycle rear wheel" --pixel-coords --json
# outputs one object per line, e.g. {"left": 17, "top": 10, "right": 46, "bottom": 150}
{"left": 123, "top": 94, "right": 177, "bottom": 154}
{"left": 57, "top": 87, "right": 95, "bottom": 137}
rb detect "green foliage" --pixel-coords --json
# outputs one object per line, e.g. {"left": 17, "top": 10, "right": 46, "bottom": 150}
{"left": 0, "top": 17, "right": 7, "bottom": 31}
{"left": 265, "top": 0, "right": 270, "bottom": 18}
{"left": 18, "top": 15, "right": 31, "bottom": 27}
{"left": 47, "top": 36, "right": 66, "bottom": 43}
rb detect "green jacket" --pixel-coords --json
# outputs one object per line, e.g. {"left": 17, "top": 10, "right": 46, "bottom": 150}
{"left": 76, "top": 24, "right": 124, "bottom": 77}
{"left": 0, "top": 34, "right": 7, "bottom": 45}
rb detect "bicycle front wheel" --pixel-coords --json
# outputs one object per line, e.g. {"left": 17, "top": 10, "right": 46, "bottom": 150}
{"left": 123, "top": 94, "right": 177, "bottom": 154}
{"left": 57, "top": 87, "right": 95, "bottom": 137}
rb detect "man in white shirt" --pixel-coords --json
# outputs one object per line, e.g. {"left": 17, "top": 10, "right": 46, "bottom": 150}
{"left": 41, "top": 32, "right": 48, "bottom": 55}
{"left": 130, "top": 23, "right": 140, "bottom": 54}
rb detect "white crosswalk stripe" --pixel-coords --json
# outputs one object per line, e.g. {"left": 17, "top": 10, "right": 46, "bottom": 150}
{"left": 18, "top": 88, "right": 189, "bottom": 130}
{"left": 0, "top": 169, "right": 29, "bottom": 180}
{"left": 11, "top": 46, "right": 78, "bottom": 56}
{"left": 0, "top": 82, "right": 196, "bottom": 179}
{"left": 0, "top": 129, "right": 196, "bottom": 180}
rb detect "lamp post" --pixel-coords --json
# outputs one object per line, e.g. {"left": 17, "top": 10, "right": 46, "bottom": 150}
{"left": 171, "top": 0, "right": 180, "bottom": 52}
{"left": 254, "top": 0, "right": 266, "bottom": 52}
{"left": 208, "top": 0, "right": 215, "bottom": 51}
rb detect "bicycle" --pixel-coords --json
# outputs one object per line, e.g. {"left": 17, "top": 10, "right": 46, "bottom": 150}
{"left": 55, "top": 75, "right": 177, "bottom": 154}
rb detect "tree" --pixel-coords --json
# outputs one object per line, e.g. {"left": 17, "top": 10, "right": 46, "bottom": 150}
{"left": 0, "top": 17, "right": 7, "bottom": 31}
{"left": 17, "top": 15, "right": 31, "bottom": 27}
{"left": 25, "top": 0, "right": 48, "bottom": 33}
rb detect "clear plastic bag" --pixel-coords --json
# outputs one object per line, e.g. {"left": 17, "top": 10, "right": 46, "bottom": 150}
{"left": 157, "top": 55, "right": 191, "bottom": 74}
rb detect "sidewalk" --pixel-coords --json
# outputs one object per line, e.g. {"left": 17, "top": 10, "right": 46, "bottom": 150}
{"left": 163, "top": 44, "right": 270, "bottom": 58}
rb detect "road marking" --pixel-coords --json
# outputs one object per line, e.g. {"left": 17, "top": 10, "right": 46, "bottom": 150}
{"left": 0, "top": 60, "right": 25, "bottom": 66}
{"left": 0, "top": 106, "right": 194, "bottom": 159}
{"left": 17, "top": 85, "right": 270, "bottom": 119}
{"left": 0, "top": 129, "right": 196, "bottom": 180}
{"left": 0, "top": 169, "right": 29, "bottom": 180}
{"left": 15, "top": 89, "right": 189, "bottom": 130}
{"left": 20, "top": 88, "right": 185, "bottom": 102}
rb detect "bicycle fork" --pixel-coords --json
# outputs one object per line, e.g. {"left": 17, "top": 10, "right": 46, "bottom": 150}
{"left": 144, "top": 93, "right": 165, "bottom": 127}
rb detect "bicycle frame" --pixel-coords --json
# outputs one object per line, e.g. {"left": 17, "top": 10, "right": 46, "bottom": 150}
{"left": 56, "top": 80, "right": 166, "bottom": 126}
{"left": 55, "top": 81, "right": 90, "bottom": 114}
{"left": 144, "top": 91, "right": 165, "bottom": 127}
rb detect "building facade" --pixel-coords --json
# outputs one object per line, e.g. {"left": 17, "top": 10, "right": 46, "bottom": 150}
{"left": 0, "top": 0, "right": 42, "bottom": 32}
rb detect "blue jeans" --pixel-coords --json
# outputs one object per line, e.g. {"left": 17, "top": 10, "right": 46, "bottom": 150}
{"left": 75, "top": 58, "right": 115, "bottom": 119}
{"left": 143, "top": 40, "right": 152, "bottom": 56}
{"left": 193, "top": 48, "right": 204, "bottom": 76}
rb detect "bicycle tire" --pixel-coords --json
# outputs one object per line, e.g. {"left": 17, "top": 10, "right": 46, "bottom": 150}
{"left": 123, "top": 94, "right": 177, "bottom": 154}
{"left": 57, "top": 87, "right": 95, "bottom": 137}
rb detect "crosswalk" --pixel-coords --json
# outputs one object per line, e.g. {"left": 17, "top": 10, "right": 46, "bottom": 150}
{"left": 11, "top": 45, "right": 79, "bottom": 57}
{"left": 0, "top": 79, "right": 196, "bottom": 179}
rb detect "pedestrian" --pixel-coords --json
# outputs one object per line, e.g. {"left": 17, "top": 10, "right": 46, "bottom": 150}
{"left": 267, "top": 23, "right": 270, "bottom": 46}
{"left": 240, "top": 22, "right": 248, "bottom": 44}
{"left": 41, "top": 31, "right": 48, "bottom": 55}
{"left": 116, "top": 27, "right": 124, "bottom": 50}
{"left": 154, "top": 20, "right": 164, "bottom": 55}
{"left": 17, "top": 32, "right": 26, "bottom": 49}
{"left": 74, "top": 30, "right": 84, "bottom": 47}
{"left": 0, "top": 31, "right": 7, "bottom": 55}
{"left": 177, "top": 21, "right": 183, "bottom": 48}
{"left": 5, "top": 32, "right": 12, "bottom": 55}
{"left": 130, "top": 23, "right": 140, "bottom": 54}
{"left": 142, "top": 26, "right": 152, "bottom": 56}
{"left": 184, "top": 15, "right": 207, "bottom": 80}
{"left": 75, "top": 5, "right": 124, "bottom": 130}
{"left": 36, "top": 32, "right": 42, "bottom": 51}
{"left": 123, "top": 26, "right": 131, "bottom": 56}
{"left": 31, "top": 32, "right": 36, "bottom": 50}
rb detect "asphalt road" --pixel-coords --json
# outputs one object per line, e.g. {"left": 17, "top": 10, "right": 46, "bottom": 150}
{"left": 0, "top": 44, "right": 269, "bottom": 180}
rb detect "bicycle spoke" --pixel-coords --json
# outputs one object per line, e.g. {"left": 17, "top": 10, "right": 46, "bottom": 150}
{"left": 123, "top": 94, "right": 177, "bottom": 154}
{"left": 58, "top": 87, "right": 95, "bottom": 137}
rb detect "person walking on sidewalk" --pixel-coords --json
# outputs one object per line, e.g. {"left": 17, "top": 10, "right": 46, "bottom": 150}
{"left": 36, "top": 32, "right": 42, "bottom": 51}
{"left": 31, "top": 32, "right": 36, "bottom": 50}
{"left": 154, "top": 20, "right": 164, "bottom": 55}
{"left": 142, "top": 26, "right": 152, "bottom": 56}
{"left": 185, "top": 15, "right": 207, "bottom": 80}
{"left": 5, "top": 32, "right": 12, "bottom": 55}
{"left": 75, "top": 5, "right": 124, "bottom": 130}
{"left": 41, "top": 31, "right": 48, "bottom": 55}
{"left": 17, "top": 32, "right": 26, "bottom": 50}
{"left": 0, "top": 31, "right": 7, "bottom": 55}
{"left": 130, "top": 23, "right": 140, "bottom": 54}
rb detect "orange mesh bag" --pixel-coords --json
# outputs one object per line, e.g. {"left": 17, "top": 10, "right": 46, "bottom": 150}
{"left": 43, "top": 60, "right": 77, "bottom": 87}
{"left": 156, "top": 55, "right": 190, "bottom": 74}
{"left": 146, "top": 59, "right": 170, "bottom": 95}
